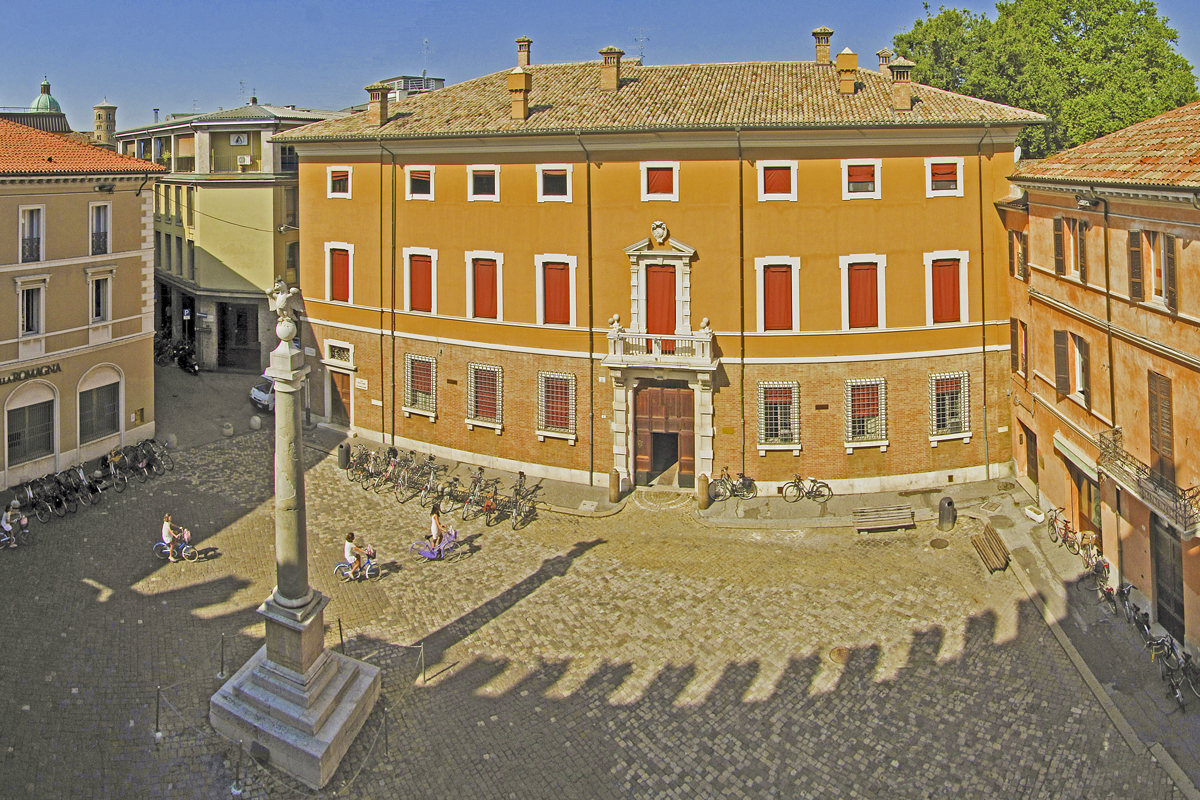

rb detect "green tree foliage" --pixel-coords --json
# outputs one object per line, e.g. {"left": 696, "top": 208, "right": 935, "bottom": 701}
{"left": 893, "top": 0, "right": 1199, "bottom": 157}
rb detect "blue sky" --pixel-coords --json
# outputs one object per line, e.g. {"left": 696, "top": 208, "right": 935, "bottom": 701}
{"left": 4, "top": 0, "right": 1199, "bottom": 131}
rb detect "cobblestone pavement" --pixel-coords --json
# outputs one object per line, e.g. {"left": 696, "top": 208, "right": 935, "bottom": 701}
{"left": 0, "top": 419, "right": 1190, "bottom": 797}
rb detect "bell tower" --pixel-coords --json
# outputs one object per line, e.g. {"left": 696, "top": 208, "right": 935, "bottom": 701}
{"left": 93, "top": 99, "right": 116, "bottom": 146}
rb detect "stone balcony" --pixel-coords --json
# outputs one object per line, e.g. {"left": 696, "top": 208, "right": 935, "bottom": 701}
{"left": 603, "top": 320, "right": 718, "bottom": 372}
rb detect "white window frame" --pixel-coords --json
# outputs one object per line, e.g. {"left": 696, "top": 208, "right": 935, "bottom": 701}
{"left": 88, "top": 201, "right": 111, "bottom": 255}
{"left": 1071, "top": 333, "right": 1087, "bottom": 401}
{"left": 326, "top": 166, "right": 352, "bottom": 199}
{"left": 1146, "top": 231, "right": 1166, "bottom": 304}
{"left": 640, "top": 161, "right": 680, "bottom": 202}
{"left": 924, "top": 157, "right": 965, "bottom": 199}
{"left": 536, "top": 164, "right": 573, "bottom": 203}
{"left": 405, "top": 165, "right": 435, "bottom": 201}
{"left": 757, "top": 381, "right": 801, "bottom": 455}
{"left": 466, "top": 363, "right": 503, "bottom": 433}
{"left": 845, "top": 377, "right": 888, "bottom": 452}
{"left": 86, "top": 266, "right": 114, "bottom": 323}
{"left": 923, "top": 250, "right": 970, "bottom": 327}
{"left": 757, "top": 160, "right": 798, "bottom": 202}
{"left": 537, "top": 371, "right": 577, "bottom": 443}
{"left": 465, "top": 250, "right": 504, "bottom": 322}
{"left": 19, "top": 204, "right": 45, "bottom": 263}
{"left": 841, "top": 158, "right": 882, "bottom": 201}
{"left": 534, "top": 254, "right": 578, "bottom": 327}
{"left": 323, "top": 241, "right": 355, "bottom": 305}
{"left": 15, "top": 274, "right": 49, "bottom": 359}
{"left": 402, "top": 247, "right": 438, "bottom": 315}
{"left": 323, "top": 340, "right": 355, "bottom": 368}
{"left": 839, "top": 254, "right": 887, "bottom": 331}
{"left": 402, "top": 353, "right": 437, "bottom": 420}
{"left": 929, "top": 371, "right": 971, "bottom": 444}
{"left": 754, "top": 257, "right": 801, "bottom": 332}
{"left": 467, "top": 164, "right": 501, "bottom": 202}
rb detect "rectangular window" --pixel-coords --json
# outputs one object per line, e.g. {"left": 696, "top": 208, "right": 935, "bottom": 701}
{"left": 328, "top": 168, "right": 350, "bottom": 198}
{"left": 1020, "top": 232, "right": 1029, "bottom": 280}
{"left": 91, "top": 203, "right": 109, "bottom": 255}
{"left": 1053, "top": 329, "right": 1071, "bottom": 395}
{"left": 163, "top": 185, "right": 171, "bottom": 218}
{"left": 472, "top": 258, "right": 497, "bottom": 319}
{"left": 847, "top": 164, "right": 875, "bottom": 193}
{"left": 931, "top": 258, "right": 960, "bottom": 323}
{"left": 842, "top": 159, "right": 882, "bottom": 199}
{"left": 1053, "top": 217, "right": 1065, "bottom": 275}
{"left": 285, "top": 242, "right": 299, "bottom": 285}
{"left": 467, "top": 364, "right": 502, "bottom": 425}
{"left": 930, "top": 162, "right": 958, "bottom": 191}
{"left": 284, "top": 186, "right": 298, "bottom": 227}
{"left": 1071, "top": 333, "right": 1091, "bottom": 407}
{"left": 930, "top": 372, "right": 969, "bottom": 436}
{"left": 406, "top": 166, "right": 434, "bottom": 200}
{"left": 641, "top": 162, "right": 679, "bottom": 201}
{"left": 7, "top": 399, "right": 54, "bottom": 466}
{"left": 174, "top": 186, "right": 182, "bottom": 220}
{"left": 79, "top": 382, "right": 120, "bottom": 443}
{"left": 20, "top": 207, "right": 42, "bottom": 263}
{"left": 542, "top": 262, "right": 570, "bottom": 325}
{"left": 1148, "top": 231, "right": 1164, "bottom": 303}
{"left": 758, "top": 383, "right": 800, "bottom": 445}
{"left": 154, "top": 231, "right": 162, "bottom": 270}
{"left": 846, "top": 379, "right": 886, "bottom": 442}
{"left": 847, "top": 262, "right": 878, "bottom": 328}
{"left": 537, "top": 164, "right": 572, "bottom": 202}
{"left": 186, "top": 187, "right": 195, "bottom": 226}
{"left": 1148, "top": 370, "right": 1174, "bottom": 484}
{"left": 1164, "top": 233, "right": 1178, "bottom": 312}
{"left": 1076, "top": 220, "right": 1088, "bottom": 284}
{"left": 91, "top": 276, "right": 109, "bottom": 322}
{"left": 187, "top": 240, "right": 195, "bottom": 281}
{"left": 410, "top": 254, "right": 433, "bottom": 313}
{"left": 756, "top": 160, "right": 800, "bottom": 202}
{"left": 175, "top": 237, "right": 183, "bottom": 278}
{"left": 329, "top": 248, "right": 350, "bottom": 303}
{"left": 467, "top": 165, "right": 500, "bottom": 201}
{"left": 538, "top": 372, "right": 575, "bottom": 434}
{"left": 763, "top": 265, "right": 793, "bottom": 330}
{"left": 1010, "top": 318, "right": 1028, "bottom": 376}
{"left": 1129, "top": 230, "right": 1143, "bottom": 301}
{"left": 20, "top": 286, "right": 41, "bottom": 336}
{"left": 404, "top": 354, "right": 436, "bottom": 414}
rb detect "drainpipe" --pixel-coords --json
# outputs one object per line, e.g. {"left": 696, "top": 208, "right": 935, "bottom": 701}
{"left": 381, "top": 140, "right": 398, "bottom": 447}
{"left": 578, "top": 132, "right": 595, "bottom": 486}
{"left": 737, "top": 128, "right": 746, "bottom": 476}
{"left": 977, "top": 123, "right": 991, "bottom": 481}
{"left": 1098, "top": 189, "right": 1114, "bottom": 429}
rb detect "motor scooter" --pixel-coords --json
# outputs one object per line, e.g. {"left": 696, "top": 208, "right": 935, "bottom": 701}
{"left": 173, "top": 341, "right": 200, "bottom": 375}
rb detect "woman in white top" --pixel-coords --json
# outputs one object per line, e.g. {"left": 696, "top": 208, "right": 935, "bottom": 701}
{"left": 429, "top": 503, "right": 448, "bottom": 550}
{"left": 344, "top": 531, "right": 367, "bottom": 578}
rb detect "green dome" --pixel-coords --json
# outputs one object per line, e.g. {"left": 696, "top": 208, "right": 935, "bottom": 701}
{"left": 29, "top": 80, "right": 61, "bottom": 113}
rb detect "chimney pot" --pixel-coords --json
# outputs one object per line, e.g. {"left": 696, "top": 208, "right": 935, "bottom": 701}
{"left": 836, "top": 48, "right": 858, "bottom": 95}
{"left": 600, "top": 46, "right": 624, "bottom": 91}
{"left": 364, "top": 81, "right": 391, "bottom": 127}
{"left": 508, "top": 67, "right": 532, "bottom": 120}
{"left": 516, "top": 36, "right": 532, "bottom": 68}
{"left": 812, "top": 26, "right": 834, "bottom": 64}
{"left": 876, "top": 48, "right": 893, "bottom": 74}
{"left": 888, "top": 57, "right": 915, "bottom": 112}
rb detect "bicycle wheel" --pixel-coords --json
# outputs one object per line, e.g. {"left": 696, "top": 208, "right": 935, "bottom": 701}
{"left": 811, "top": 483, "right": 834, "bottom": 503}
{"left": 1064, "top": 532, "right": 1080, "bottom": 555}
{"left": 153, "top": 542, "right": 170, "bottom": 560}
{"left": 511, "top": 501, "right": 525, "bottom": 530}
{"left": 52, "top": 500, "right": 66, "bottom": 518}
{"left": 114, "top": 473, "right": 127, "bottom": 493}
{"left": 460, "top": 496, "right": 478, "bottom": 521}
{"left": 365, "top": 562, "right": 382, "bottom": 581}
{"left": 1047, "top": 519, "right": 1059, "bottom": 543}
{"left": 150, "top": 457, "right": 166, "bottom": 476}
{"left": 408, "top": 542, "right": 431, "bottom": 563}
{"left": 64, "top": 496, "right": 78, "bottom": 514}
{"left": 182, "top": 545, "right": 198, "bottom": 562}
{"left": 35, "top": 502, "right": 51, "bottom": 524}
{"left": 712, "top": 481, "right": 730, "bottom": 502}
{"left": 738, "top": 482, "right": 758, "bottom": 500}
{"left": 782, "top": 482, "right": 801, "bottom": 503}
{"left": 334, "top": 563, "right": 353, "bottom": 582}
{"left": 1186, "top": 671, "right": 1200, "bottom": 699}
{"left": 485, "top": 505, "right": 501, "bottom": 527}
{"left": 158, "top": 449, "right": 174, "bottom": 471}
{"left": 16, "top": 526, "right": 33, "bottom": 546}
{"left": 78, "top": 486, "right": 93, "bottom": 506}
{"left": 446, "top": 549, "right": 470, "bottom": 563}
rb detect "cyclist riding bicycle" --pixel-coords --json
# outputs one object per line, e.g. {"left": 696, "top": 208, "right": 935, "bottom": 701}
{"left": 2, "top": 499, "right": 25, "bottom": 548}
{"left": 344, "top": 531, "right": 371, "bottom": 579}
{"left": 161, "top": 513, "right": 187, "bottom": 562}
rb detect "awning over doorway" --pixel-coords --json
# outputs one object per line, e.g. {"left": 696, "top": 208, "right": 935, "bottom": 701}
{"left": 1053, "top": 431, "right": 1098, "bottom": 483}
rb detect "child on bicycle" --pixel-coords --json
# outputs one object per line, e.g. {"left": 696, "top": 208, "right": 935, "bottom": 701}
{"left": 2, "top": 499, "right": 26, "bottom": 548}
{"left": 161, "top": 513, "right": 186, "bottom": 561}
{"left": 428, "top": 502, "right": 449, "bottom": 550}
{"left": 345, "top": 531, "right": 370, "bottom": 579}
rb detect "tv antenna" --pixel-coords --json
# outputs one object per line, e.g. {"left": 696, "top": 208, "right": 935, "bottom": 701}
{"left": 630, "top": 27, "right": 656, "bottom": 60}
{"left": 420, "top": 39, "right": 434, "bottom": 78}
{"left": 238, "top": 80, "right": 247, "bottom": 104}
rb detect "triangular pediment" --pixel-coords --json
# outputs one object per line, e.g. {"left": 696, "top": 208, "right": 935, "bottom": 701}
{"left": 623, "top": 237, "right": 696, "bottom": 258}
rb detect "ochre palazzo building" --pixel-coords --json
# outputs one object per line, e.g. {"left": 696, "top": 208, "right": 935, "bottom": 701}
{"left": 278, "top": 33, "right": 1043, "bottom": 493}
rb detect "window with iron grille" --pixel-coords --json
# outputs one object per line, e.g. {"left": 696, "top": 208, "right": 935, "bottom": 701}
{"left": 404, "top": 354, "right": 436, "bottom": 413}
{"left": 538, "top": 372, "right": 575, "bottom": 434}
{"left": 758, "top": 382, "right": 799, "bottom": 445}
{"left": 7, "top": 399, "right": 54, "bottom": 465}
{"left": 845, "top": 378, "right": 886, "bottom": 442}
{"left": 80, "top": 382, "right": 120, "bottom": 443}
{"left": 929, "top": 372, "right": 969, "bottom": 436}
{"left": 327, "top": 344, "right": 351, "bottom": 363}
{"left": 467, "top": 364, "right": 502, "bottom": 424}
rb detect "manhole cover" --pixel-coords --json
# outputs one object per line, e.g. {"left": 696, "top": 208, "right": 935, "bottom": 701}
{"left": 829, "top": 647, "right": 851, "bottom": 665}
{"left": 989, "top": 515, "right": 1015, "bottom": 530}
{"left": 980, "top": 501, "right": 1002, "bottom": 514}
{"left": 930, "top": 538, "right": 950, "bottom": 549}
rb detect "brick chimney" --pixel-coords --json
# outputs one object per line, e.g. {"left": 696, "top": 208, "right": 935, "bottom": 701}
{"left": 888, "top": 57, "right": 915, "bottom": 112}
{"left": 836, "top": 48, "right": 858, "bottom": 95}
{"left": 517, "top": 36, "right": 532, "bottom": 67}
{"left": 812, "top": 26, "right": 833, "bottom": 64}
{"left": 600, "top": 46, "right": 624, "bottom": 91}
{"left": 365, "top": 81, "right": 390, "bottom": 126}
{"left": 508, "top": 67, "right": 532, "bottom": 120}
{"left": 877, "top": 48, "right": 893, "bottom": 74}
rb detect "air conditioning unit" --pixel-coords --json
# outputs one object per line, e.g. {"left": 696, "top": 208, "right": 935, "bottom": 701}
{"left": 236, "top": 155, "right": 252, "bottom": 166}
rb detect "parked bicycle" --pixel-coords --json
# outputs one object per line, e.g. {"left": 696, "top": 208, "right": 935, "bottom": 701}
{"left": 711, "top": 466, "right": 757, "bottom": 500}
{"left": 511, "top": 484, "right": 542, "bottom": 530}
{"left": 1046, "top": 508, "right": 1080, "bottom": 554}
{"left": 1115, "top": 583, "right": 1135, "bottom": 622}
{"left": 1077, "top": 557, "right": 1110, "bottom": 594}
{"left": 782, "top": 474, "right": 833, "bottom": 504}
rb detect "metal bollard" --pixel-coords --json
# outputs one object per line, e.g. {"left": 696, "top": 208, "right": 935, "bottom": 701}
{"left": 697, "top": 473, "right": 711, "bottom": 510}
{"left": 337, "top": 442, "right": 350, "bottom": 470}
{"left": 609, "top": 468, "right": 621, "bottom": 504}
{"left": 938, "top": 497, "right": 957, "bottom": 532}
{"left": 217, "top": 633, "right": 227, "bottom": 680}
{"left": 339, "top": 618, "right": 345, "bottom": 654}
{"left": 154, "top": 686, "right": 162, "bottom": 743}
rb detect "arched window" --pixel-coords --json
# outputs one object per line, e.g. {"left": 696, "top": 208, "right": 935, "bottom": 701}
{"left": 79, "top": 365, "right": 122, "bottom": 443}
{"left": 6, "top": 381, "right": 55, "bottom": 466}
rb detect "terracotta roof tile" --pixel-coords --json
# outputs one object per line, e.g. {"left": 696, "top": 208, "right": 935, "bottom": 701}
{"left": 0, "top": 117, "right": 166, "bottom": 176}
{"left": 1013, "top": 100, "right": 1200, "bottom": 190}
{"left": 277, "top": 60, "right": 1044, "bottom": 143}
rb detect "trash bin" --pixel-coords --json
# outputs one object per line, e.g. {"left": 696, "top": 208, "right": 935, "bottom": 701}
{"left": 938, "top": 497, "right": 957, "bottom": 532}
{"left": 337, "top": 442, "right": 350, "bottom": 470}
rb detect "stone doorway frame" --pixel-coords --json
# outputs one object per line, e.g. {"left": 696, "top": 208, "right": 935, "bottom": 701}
{"left": 609, "top": 367, "right": 713, "bottom": 492}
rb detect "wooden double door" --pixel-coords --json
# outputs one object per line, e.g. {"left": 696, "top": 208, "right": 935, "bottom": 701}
{"left": 634, "top": 381, "right": 695, "bottom": 488}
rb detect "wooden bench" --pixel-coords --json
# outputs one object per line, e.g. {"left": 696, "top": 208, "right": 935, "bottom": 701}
{"left": 971, "top": 522, "right": 1011, "bottom": 572}
{"left": 853, "top": 504, "right": 916, "bottom": 532}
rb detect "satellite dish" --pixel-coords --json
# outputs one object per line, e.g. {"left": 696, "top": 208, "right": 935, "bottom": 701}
{"left": 1014, "top": 145, "right": 1023, "bottom": 163}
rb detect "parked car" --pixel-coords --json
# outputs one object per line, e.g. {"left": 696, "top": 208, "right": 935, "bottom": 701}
{"left": 250, "top": 375, "right": 275, "bottom": 412}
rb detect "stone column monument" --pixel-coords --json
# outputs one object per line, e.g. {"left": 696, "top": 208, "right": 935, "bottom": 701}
{"left": 211, "top": 280, "right": 380, "bottom": 790}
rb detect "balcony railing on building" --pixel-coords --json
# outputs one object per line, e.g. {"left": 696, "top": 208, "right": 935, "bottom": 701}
{"left": 91, "top": 231, "right": 108, "bottom": 256}
{"left": 174, "top": 156, "right": 195, "bottom": 173}
{"left": 1098, "top": 427, "right": 1200, "bottom": 537}
{"left": 603, "top": 318, "right": 717, "bottom": 370}
{"left": 20, "top": 237, "right": 40, "bottom": 263}
{"left": 280, "top": 152, "right": 299, "bottom": 172}
{"left": 211, "top": 154, "right": 260, "bottom": 173}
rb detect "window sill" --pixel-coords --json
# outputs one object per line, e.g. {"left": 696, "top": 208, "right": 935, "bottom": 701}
{"left": 537, "top": 195, "right": 572, "bottom": 203}
{"left": 321, "top": 358, "right": 356, "bottom": 372}
{"left": 641, "top": 195, "right": 678, "bottom": 202}
{"left": 402, "top": 406, "right": 436, "bottom": 421}
{"left": 537, "top": 429, "right": 576, "bottom": 445}
{"left": 758, "top": 443, "right": 802, "bottom": 457}
{"left": 467, "top": 195, "right": 500, "bottom": 203}
{"left": 759, "top": 194, "right": 797, "bottom": 202}
{"left": 929, "top": 431, "right": 972, "bottom": 447}
{"left": 466, "top": 418, "right": 503, "bottom": 434}
{"left": 406, "top": 194, "right": 434, "bottom": 202}
{"left": 845, "top": 439, "right": 888, "bottom": 454}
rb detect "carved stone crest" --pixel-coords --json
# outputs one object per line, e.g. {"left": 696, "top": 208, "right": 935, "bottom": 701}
{"left": 651, "top": 221, "right": 668, "bottom": 245}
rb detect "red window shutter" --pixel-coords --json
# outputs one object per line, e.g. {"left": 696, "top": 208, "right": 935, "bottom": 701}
{"left": 930, "top": 163, "right": 957, "bottom": 181}
{"left": 410, "top": 170, "right": 430, "bottom": 181}
{"left": 646, "top": 167, "right": 674, "bottom": 195}
{"left": 543, "top": 377, "right": 570, "bottom": 429}
{"left": 330, "top": 248, "right": 350, "bottom": 302}
{"left": 1129, "top": 232, "right": 1143, "bottom": 301}
{"left": 473, "top": 259, "right": 497, "bottom": 319}
{"left": 330, "top": 171, "right": 349, "bottom": 192}
{"left": 764, "top": 387, "right": 793, "bottom": 405}
{"left": 763, "top": 167, "right": 791, "bottom": 195}
{"left": 410, "top": 254, "right": 432, "bottom": 312}
{"left": 851, "top": 384, "right": 879, "bottom": 417}
{"left": 411, "top": 360, "right": 432, "bottom": 395}
{"left": 847, "top": 164, "right": 875, "bottom": 183}
{"left": 763, "top": 265, "right": 793, "bottom": 330}
{"left": 848, "top": 262, "right": 878, "bottom": 328}
{"left": 474, "top": 369, "right": 498, "bottom": 419}
{"left": 935, "top": 377, "right": 961, "bottom": 395}
{"left": 931, "top": 259, "right": 960, "bottom": 323}
{"left": 543, "top": 262, "right": 570, "bottom": 325}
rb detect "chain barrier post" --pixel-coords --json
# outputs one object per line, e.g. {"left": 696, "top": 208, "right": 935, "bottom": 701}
{"left": 217, "top": 633, "right": 227, "bottom": 680}
{"left": 230, "top": 740, "right": 243, "bottom": 797}
{"left": 383, "top": 698, "right": 389, "bottom": 754}
{"left": 339, "top": 618, "right": 345, "bottom": 654}
{"left": 154, "top": 686, "right": 162, "bottom": 743}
